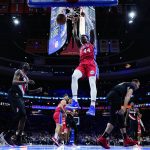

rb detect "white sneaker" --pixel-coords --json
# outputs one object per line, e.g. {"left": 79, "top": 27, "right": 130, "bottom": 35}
{"left": 51, "top": 137, "right": 60, "bottom": 146}
{"left": 0, "top": 132, "right": 9, "bottom": 146}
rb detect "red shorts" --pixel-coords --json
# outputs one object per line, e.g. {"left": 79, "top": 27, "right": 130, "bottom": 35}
{"left": 76, "top": 60, "right": 98, "bottom": 78}
{"left": 53, "top": 112, "right": 63, "bottom": 125}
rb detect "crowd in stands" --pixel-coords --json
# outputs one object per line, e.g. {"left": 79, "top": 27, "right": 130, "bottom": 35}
{"left": 22, "top": 132, "right": 150, "bottom": 146}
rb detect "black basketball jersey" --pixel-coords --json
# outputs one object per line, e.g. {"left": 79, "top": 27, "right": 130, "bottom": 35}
{"left": 112, "top": 82, "right": 136, "bottom": 98}
{"left": 11, "top": 69, "right": 29, "bottom": 97}
{"left": 128, "top": 108, "right": 138, "bottom": 120}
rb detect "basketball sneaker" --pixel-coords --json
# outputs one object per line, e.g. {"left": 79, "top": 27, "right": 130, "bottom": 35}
{"left": 124, "top": 137, "right": 138, "bottom": 147}
{"left": 86, "top": 105, "right": 95, "bottom": 116}
{"left": 97, "top": 136, "right": 110, "bottom": 149}
{"left": 51, "top": 137, "right": 60, "bottom": 147}
{"left": 66, "top": 99, "right": 80, "bottom": 109}
{"left": 0, "top": 132, "right": 14, "bottom": 146}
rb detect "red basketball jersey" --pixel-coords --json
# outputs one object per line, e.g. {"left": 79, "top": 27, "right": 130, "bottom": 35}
{"left": 80, "top": 43, "right": 95, "bottom": 63}
{"left": 54, "top": 103, "right": 66, "bottom": 113}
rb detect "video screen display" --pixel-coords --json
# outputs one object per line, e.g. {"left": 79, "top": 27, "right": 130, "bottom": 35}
{"left": 48, "top": 7, "right": 67, "bottom": 55}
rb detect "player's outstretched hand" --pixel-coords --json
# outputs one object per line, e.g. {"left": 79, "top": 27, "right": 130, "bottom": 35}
{"left": 28, "top": 80, "right": 35, "bottom": 85}
{"left": 36, "top": 87, "right": 43, "bottom": 93}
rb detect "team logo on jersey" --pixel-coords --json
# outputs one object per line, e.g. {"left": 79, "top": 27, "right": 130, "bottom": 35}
{"left": 90, "top": 70, "right": 95, "bottom": 75}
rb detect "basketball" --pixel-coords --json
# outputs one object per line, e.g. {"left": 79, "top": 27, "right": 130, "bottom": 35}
{"left": 56, "top": 14, "right": 66, "bottom": 25}
{"left": 81, "top": 11, "right": 85, "bottom": 17}
{"left": 66, "top": 0, "right": 79, "bottom": 2}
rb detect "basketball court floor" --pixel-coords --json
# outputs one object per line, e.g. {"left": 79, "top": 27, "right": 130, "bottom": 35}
{"left": 0, "top": 145, "right": 150, "bottom": 150}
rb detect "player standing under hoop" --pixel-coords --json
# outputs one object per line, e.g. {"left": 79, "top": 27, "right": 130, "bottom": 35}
{"left": 67, "top": 17, "right": 98, "bottom": 116}
{"left": 52, "top": 94, "right": 69, "bottom": 146}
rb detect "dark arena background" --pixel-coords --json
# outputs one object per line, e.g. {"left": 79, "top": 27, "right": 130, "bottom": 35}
{"left": 0, "top": 0, "right": 150, "bottom": 150}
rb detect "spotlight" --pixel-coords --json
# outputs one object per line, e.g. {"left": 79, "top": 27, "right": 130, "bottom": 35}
{"left": 128, "top": 20, "right": 133, "bottom": 24}
{"left": 128, "top": 11, "right": 136, "bottom": 19}
{"left": 125, "top": 63, "right": 131, "bottom": 68}
{"left": 13, "top": 18, "right": 20, "bottom": 25}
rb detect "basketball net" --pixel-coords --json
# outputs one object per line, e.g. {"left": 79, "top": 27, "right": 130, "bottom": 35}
{"left": 65, "top": 7, "right": 82, "bottom": 23}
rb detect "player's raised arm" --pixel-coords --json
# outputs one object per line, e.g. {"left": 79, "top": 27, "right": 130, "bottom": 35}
{"left": 90, "top": 29, "right": 95, "bottom": 45}
{"left": 28, "top": 87, "right": 42, "bottom": 95}
{"left": 73, "top": 21, "right": 82, "bottom": 48}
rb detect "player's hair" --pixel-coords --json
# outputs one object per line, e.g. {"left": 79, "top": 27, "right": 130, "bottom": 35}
{"left": 132, "top": 79, "right": 140, "bottom": 83}
{"left": 22, "top": 62, "right": 29, "bottom": 67}
{"left": 63, "top": 93, "right": 69, "bottom": 98}
{"left": 63, "top": 94, "right": 69, "bottom": 103}
{"left": 81, "top": 34, "right": 89, "bottom": 39}
{"left": 21, "top": 62, "right": 30, "bottom": 71}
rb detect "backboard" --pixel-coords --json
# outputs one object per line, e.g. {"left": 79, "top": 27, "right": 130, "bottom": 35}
{"left": 28, "top": 0, "right": 118, "bottom": 8}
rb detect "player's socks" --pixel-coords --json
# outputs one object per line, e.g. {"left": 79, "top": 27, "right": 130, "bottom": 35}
{"left": 91, "top": 100, "right": 96, "bottom": 107}
{"left": 102, "top": 132, "right": 109, "bottom": 138}
{"left": 122, "top": 133, "right": 127, "bottom": 139}
{"left": 73, "top": 95, "right": 78, "bottom": 102}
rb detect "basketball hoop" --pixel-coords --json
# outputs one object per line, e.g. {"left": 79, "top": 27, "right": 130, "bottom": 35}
{"left": 56, "top": 7, "right": 83, "bottom": 25}
{"left": 66, "top": 7, "right": 84, "bottom": 23}
{"left": 66, "top": 0, "right": 79, "bottom": 2}
{"left": 28, "top": 0, "right": 118, "bottom": 7}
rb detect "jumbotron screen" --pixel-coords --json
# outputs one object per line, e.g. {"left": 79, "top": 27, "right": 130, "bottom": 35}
{"left": 48, "top": 7, "right": 67, "bottom": 55}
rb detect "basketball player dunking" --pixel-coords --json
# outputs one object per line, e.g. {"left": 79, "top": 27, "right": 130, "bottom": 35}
{"left": 67, "top": 19, "right": 98, "bottom": 116}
